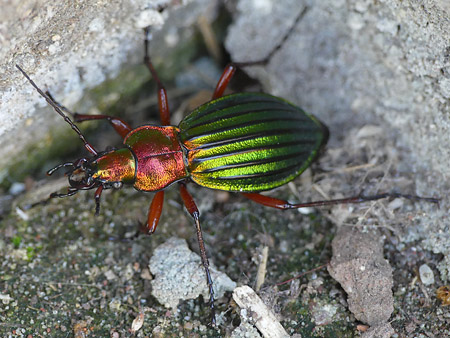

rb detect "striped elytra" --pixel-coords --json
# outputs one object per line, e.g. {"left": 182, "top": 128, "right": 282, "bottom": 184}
{"left": 179, "top": 93, "right": 329, "bottom": 192}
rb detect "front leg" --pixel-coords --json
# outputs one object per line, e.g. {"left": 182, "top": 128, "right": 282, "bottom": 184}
{"left": 144, "top": 190, "right": 165, "bottom": 234}
{"left": 46, "top": 91, "right": 132, "bottom": 139}
{"left": 73, "top": 113, "right": 132, "bottom": 139}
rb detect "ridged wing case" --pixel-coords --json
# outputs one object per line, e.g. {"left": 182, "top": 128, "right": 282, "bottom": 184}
{"left": 179, "top": 93, "right": 328, "bottom": 192}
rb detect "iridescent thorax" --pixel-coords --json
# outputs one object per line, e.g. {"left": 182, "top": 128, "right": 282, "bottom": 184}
{"left": 91, "top": 148, "right": 136, "bottom": 184}
{"left": 124, "top": 125, "right": 188, "bottom": 191}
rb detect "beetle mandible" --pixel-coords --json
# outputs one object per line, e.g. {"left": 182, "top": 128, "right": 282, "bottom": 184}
{"left": 16, "top": 8, "right": 438, "bottom": 325}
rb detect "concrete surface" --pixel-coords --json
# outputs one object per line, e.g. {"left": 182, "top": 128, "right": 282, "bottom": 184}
{"left": 1, "top": 0, "right": 450, "bottom": 336}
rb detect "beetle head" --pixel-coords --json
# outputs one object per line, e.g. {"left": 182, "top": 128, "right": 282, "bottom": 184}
{"left": 48, "top": 147, "right": 132, "bottom": 192}
{"left": 46, "top": 150, "right": 126, "bottom": 215}
{"left": 48, "top": 156, "right": 100, "bottom": 191}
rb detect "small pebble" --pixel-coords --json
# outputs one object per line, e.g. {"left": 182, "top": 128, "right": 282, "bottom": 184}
{"left": 9, "top": 182, "right": 25, "bottom": 195}
{"left": 419, "top": 264, "right": 434, "bottom": 285}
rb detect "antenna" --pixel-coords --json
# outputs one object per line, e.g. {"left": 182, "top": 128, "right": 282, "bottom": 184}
{"left": 16, "top": 65, "right": 98, "bottom": 156}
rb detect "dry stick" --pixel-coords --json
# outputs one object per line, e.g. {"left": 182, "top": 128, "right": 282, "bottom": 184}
{"left": 255, "top": 245, "right": 269, "bottom": 291}
{"left": 233, "top": 286, "right": 289, "bottom": 338}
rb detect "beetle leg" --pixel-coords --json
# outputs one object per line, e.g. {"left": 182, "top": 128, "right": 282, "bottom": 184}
{"left": 22, "top": 186, "right": 79, "bottom": 210}
{"left": 145, "top": 190, "right": 165, "bottom": 234}
{"left": 144, "top": 28, "right": 171, "bottom": 126}
{"left": 49, "top": 187, "right": 79, "bottom": 199}
{"left": 46, "top": 91, "right": 133, "bottom": 139}
{"left": 212, "top": 60, "right": 274, "bottom": 99}
{"left": 212, "top": 64, "right": 237, "bottom": 99}
{"left": 179, "top": 182, "right": 216, "bottom": 326}
{"left": 212, "top": 6, "right": 310, "bottom": 100}
{"left": 241, "top": 192, "right": 440, "bottom": 209}
{"left": 212, "top": 60, "right": 277, "bottom": 99}
{"left": 94, "top": 185, "right": 104, "bottom": 215}
{"left": 73, "top": 114, "right": 132, "bottom": 139}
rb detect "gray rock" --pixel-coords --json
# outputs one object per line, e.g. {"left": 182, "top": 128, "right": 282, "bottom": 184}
{"left": 149, "top": 237, "right": 236, "bottom": 309}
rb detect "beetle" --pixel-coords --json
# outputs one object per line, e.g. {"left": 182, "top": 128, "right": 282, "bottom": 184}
{"left": 16, "top": 14, "right": 438, "bottom": 325}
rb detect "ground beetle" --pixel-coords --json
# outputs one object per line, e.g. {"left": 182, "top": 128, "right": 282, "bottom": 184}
{"left": 16, "top": 8, "right": 438, "bottom": 325}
